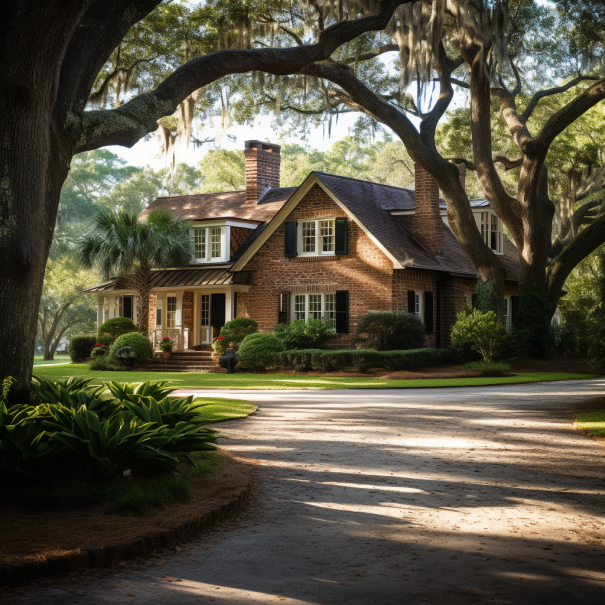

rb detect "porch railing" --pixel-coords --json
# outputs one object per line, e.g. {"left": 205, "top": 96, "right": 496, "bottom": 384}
{"left": 150, "top": 327, "right": 189, "bottom": 352}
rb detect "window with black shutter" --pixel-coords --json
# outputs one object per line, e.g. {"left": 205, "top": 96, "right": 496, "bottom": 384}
{"left": 284, "top": 221, "right": 297, "bottom": 258}
{"left": 335, "top": 218, "right": 348, "bottom": 255}
{"left": 335, "top": 290, "right": 349, "bottom": 334}
{"left": 278, "top": 292, "right": 290, "bottom": 324}
{"left": 424, "top": 291, "right": 434, "bottom": 335}
{"left": 407, "top": 290, "right": 415, "bottom": 315}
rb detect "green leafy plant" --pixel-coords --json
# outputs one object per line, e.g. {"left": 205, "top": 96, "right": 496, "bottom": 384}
{"left": 352, "top": 312, "right": 426, "bottom": 351}
{"left": 160, "top": 336, "right": 174, "bottom": 353}
{"left": 89, "top": 355, "right": 122, "bottom": 371}
{"left": 98, "top": 317, "right": 138, "bottom": 341}
{"left": 68, "top": 335, "right": 97, "bottom": 361}
{"left": 212, "top": 318, "right": 259, "bottom": 355}
{"left": 462, "top": 361, "right": 511, "bottom": 377}
{"left": 103, "top": 380, "right": 177, "bottom": 403}
{"left": 274, "top": 319, "right": 336, "bottom": 350}
{"left": 451, "top": 309, "right": 506, "bottom": 363}
{"left": 237, "top": 333, "right": 285, "bottom": 371}
{"left": 91, "top": 345, "right": 108, "bottom": 357}
{"left": 109, "top": 332, "right": 153, "bottom": 364}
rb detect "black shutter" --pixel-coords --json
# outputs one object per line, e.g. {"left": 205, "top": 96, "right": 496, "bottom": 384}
{"left": 123, "top": 296, "right": 133, "bottom": 321}
{"left": 335, "top": 217, "right": 348, "bottom": 255}
{"left": 407, "top": 290, "right": 416, "bottom": 315}
{"left": 284, "top": 221, "right": 297, "bottom": 258}
{"left": 210, "top": 293, "right": 226, "bottom": 329}
{"left": 233, "top": 292, "right": 237, "bottom": 319}
{"left": 511, "top": 295, "right": 520, "bottom": 325}
{"left": 335, "top": 290, "right": 349, "bottom": 334}
{"left": 424, "top": 291, "right": 434, "bottom": 335}
{"left": 472, "top": 293, "right": 477, "bottom": 308}
{"left": 278, "top": 292, "right": 290, "bottom": 324}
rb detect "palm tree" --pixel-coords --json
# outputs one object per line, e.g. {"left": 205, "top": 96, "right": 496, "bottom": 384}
{"left": 79, "top": 209, "right": 192, "bottom": 335}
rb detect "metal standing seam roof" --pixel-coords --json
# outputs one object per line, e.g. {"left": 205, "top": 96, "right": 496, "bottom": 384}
{"left": 83, "top": 268, "right": 252, "bottom": 293}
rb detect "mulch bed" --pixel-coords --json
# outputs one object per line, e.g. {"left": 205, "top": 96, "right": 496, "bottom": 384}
{"left": 0, "top": 453, "right": 254, "bottom": 586}
{"left": 510, "top": 355, "right": 592, "bottom": 374}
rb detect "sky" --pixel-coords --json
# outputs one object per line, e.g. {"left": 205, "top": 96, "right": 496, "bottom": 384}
{"left": 109, "top": 112, "right": 362, "bottom": 170}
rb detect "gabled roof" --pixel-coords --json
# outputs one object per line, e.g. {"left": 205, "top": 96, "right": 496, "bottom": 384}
{"left": 231, "top": 172, "right": 519, "bottom": 281}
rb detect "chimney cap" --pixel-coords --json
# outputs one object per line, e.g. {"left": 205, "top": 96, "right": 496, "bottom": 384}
{"left": 244, "top": 140, "right": 281, "bottom": 151}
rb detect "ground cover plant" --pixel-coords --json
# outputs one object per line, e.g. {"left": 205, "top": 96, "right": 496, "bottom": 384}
{"left": 33, "top": 364, "right": 596, "bottom": 390}
{"left": 352, "top": 312, "right": 426, "bottom": 351}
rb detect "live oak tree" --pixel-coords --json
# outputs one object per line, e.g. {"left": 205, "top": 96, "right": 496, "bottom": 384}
{"left": 0, "top": 0, "right": 415, "bottom": 398}
{"left": 243, "top": 0, "right": 605, "bottom": 354}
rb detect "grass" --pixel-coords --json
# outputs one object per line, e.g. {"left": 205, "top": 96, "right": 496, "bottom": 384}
{"left": 462, "top": 361, "right": 511, "bottom": 377}
{"left": 33, "top": 363, "right": 597, "bottom": 389}
{"left": 190, "top": 397, "right": 256, "bottom": 424}
{"left": 33, "top": 354, "right": 71, "bottom": 366}
{"left": 576, "top": 410, "right": 605, "bottom": 440}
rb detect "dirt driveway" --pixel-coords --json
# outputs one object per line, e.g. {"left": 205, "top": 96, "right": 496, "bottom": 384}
{"left": 8, "top": 380, "right": 605, "bottom": 604}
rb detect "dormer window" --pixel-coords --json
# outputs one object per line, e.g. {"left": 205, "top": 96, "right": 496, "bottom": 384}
{"left": 192, "top": 226, "right": 228, "bottom": 263}
{"left": 478, "top": 211, "right": 503, "bottom": 255}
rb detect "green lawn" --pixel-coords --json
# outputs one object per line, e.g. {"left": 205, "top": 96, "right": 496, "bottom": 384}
{"left": 576, "top": 410, "right": 605, "bottom": 440}
{"left": 33, "top": 354, "right": 71, "bottom": 366}
{"left": 33, "top": 363, "right": 597, "bottom": 389}
{"left": 191, "top": 397, "right": 256, "bottom": 424}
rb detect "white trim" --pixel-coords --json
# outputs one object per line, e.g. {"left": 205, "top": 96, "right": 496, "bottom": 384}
{"left": 414, "top": 291, "right": 424, "bottom": 323}
{"left": 191, "top": 225, "right": 229, "bottom": 263}
{"left": 231, "top": 174, "right": 404, "bottom": 271}
{"left": 298, "top": 217, "right": 336, "bottom": 256}
{"left": 291, "top": 291, "right": 336, "bottom": 326}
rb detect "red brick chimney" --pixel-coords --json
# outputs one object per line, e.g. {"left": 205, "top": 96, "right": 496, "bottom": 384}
{"left": 244, "top": 140, "right": 281, "bottom": 204}
{"left": 413, "top": 163, "right": 443, "bottom": 255}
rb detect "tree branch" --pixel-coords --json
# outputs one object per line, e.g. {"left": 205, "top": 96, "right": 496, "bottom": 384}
{"left": 74, "top": 0, "right": 416, "bottom": 151}
{"left": 343, "top": 44, "right": 399, "bottom": 64}
{"left": 521, "top": 75, "right": 601, "bottom": 123}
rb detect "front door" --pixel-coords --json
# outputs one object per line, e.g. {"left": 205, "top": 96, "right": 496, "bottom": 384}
{"left": 200, "top": 294, "right": 211, "bottom": 344}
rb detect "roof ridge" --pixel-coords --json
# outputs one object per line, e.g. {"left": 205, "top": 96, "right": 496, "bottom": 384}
{"left": 312, "top": 171, "right": 414, "bottom": 194}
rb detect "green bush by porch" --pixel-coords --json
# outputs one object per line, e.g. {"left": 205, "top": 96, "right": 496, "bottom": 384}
{"left": 98, "top": 317, "right": 138, "bottom": 341}
{"left": 109, "top": 332, "right": 153, "bottom": 364}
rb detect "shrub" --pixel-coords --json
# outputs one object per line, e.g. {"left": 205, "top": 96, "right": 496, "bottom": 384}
{"left": 451, "top": 309, "right": 506, "bottom": 363}
{"left": 91, "top": 345, "right": 107, "bottom": 357}
{"left": 89, "top": 355, "right": 121, "bottom": 371}
{"left": 160, "top": 337, "right": 174, "bottom": 353}
{"left": 98, "top": 317, "right": 138, "bottom": 340}
{"left": 68, "top": 335, "right": 97, "bottom": 361}
{"left": 237, "top": 333, "right": 284, "bottom": 371}
{"left": 274, "top": 319, "right": 336, "bottom": 350}
{"left": 278, "top": 348, "right": 453, "bottom": 373}
{"left": 463, "top": 361, "right": 511, "bottom": 377}
{"left": 352, "top": 312, "right": 426, "bottom": 351}
{"left": 109, "top": 332, "right": 153, "bottom": 364}
{"left": 213, "top": 318, "right": 258, "bottom": 355}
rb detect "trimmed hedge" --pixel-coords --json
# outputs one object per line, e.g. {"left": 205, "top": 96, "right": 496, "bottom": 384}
{"left": 278, "top": 348, "right": 454, "bottom": 373}
{"left": 98, "top": 317, "right": 138, "bottom": 340}
{"left": 237, "top": 333, "right": 284, "bottom": 371}
{"left": 109, "top": 332, "right": 153, "bottom": 364}
{"left": 68, "top": 335, "right": 97, "bottom": 362}
{"left": 352, "top": 312, "right": 426, "bottom": 351}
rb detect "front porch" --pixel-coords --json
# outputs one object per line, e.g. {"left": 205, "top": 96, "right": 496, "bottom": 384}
{"left": 85, "top": 268, "right": 253, "bottom": 351}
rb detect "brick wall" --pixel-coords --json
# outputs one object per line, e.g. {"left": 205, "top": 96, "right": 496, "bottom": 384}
{"left": 414, "top": 163, "right": 443, "bottom": 255}
{"left": 245, "top": 141, "right": 281, "bottom": 204}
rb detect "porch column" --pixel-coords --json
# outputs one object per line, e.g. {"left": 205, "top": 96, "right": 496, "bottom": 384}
{"left": 175, "top": 291, "right": 183, "bottom": 327}
{"left": 97, "top": 296, "right": 104, "bottom": 332}
{"left": 225, "top": 290, "right": 233, "bottom": 323}
{"left": 108, "top": 295, "right": 117, "bottom": 319}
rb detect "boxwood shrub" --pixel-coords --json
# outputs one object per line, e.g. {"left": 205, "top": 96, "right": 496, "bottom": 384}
{"left": 237, "top": 333, "right": 284, "bottom": 371}
{"left": 109, "top": 332, "right": 153, "bottom": 364}
{"left": 278, "top": 348, "right": 453, "bottom": 373}
{"left": 68, "top": 335, "right": 97, "bottom": 362}
{"left": 352, "top": 312, "right": 426, "bottom": 351}
{"left": 98, "top": 317, "right": 138, "bottom": 340}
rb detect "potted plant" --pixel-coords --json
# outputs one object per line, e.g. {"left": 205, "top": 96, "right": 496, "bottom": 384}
{"left": 211, "top": 335, "right": 226, "bottom": 356}
{"left": 159, "top": 336, "right": 174, "bottom": 357}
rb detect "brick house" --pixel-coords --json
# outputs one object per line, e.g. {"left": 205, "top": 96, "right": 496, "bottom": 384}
{"left": 86, "top": 140, "right": 519, "bottom": 350}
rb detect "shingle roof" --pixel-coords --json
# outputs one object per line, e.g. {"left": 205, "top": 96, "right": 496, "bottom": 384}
{"left": 139, "top": 186, "right": 296, "bottom": 223}
{"left": 83, "top": 268, "right": 253, "bottom": 293}
{"left": 312, "top": 172, "right": 518, "bottom": 280}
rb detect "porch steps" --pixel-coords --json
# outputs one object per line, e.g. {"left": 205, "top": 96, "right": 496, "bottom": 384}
{"left": 145, "top": 349, "right": 222, "bottom": 373}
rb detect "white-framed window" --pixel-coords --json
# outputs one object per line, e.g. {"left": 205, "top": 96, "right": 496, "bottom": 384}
{"left": 156, "top": 297, "right": 163, "bottom": 327}
{"left": 166, "top": 294, "right": 177, "bottom": 328}
{"left": 504, "top": 296, "right": 511, "bottom": 332}
{"left": 478, "top": 211, "right": 503, "bottom": 255}
{"left": 192, "top": 226, "right": 228, "bottom": 263}
{"left": 298, "top": 219, "right": 336, "bottom": 256}
{"left": 412, "top": 291, "right": 424, "bottom": 323}
{"left": 291, "top": 292, "right": 336, "bottom": 327}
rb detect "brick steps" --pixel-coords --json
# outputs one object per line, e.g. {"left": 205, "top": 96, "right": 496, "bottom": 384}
{"left": 145, "top": 349, "right": 221, "bottom": 373}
